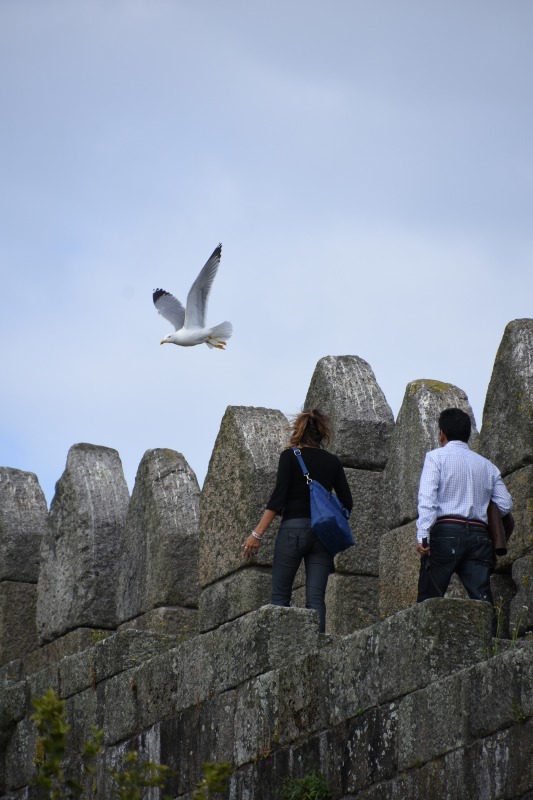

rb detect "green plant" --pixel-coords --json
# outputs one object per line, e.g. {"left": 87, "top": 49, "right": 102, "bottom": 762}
{"left": 108, "top": 751, "right": 172, "bottom": 799}
{"left": 279, "top": 768, "right": 331, "bottom": 800}
{"left": 31, "top": 688, "right": 103, "bottom": 799}
{"left": 89, "top": 630, "right": 111, "bottom": 644}
{"left": 511, "top": 702, "right": 527, "bottom": 723}
{"left": 192, "top": 762, "right": 234, "bottom": 799}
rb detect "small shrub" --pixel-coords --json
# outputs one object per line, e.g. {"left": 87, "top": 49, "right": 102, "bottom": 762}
{"left": 108, "top": 751, "right": 173, "bottom": 799}
{"left": 192, "top": 762, "right": 234, "bottom": 799}
{"left": 279, "top": 768, "right": 331, "bottom": 800}
{"left": 31, "top": 688, "right": 103, "bottom": 799}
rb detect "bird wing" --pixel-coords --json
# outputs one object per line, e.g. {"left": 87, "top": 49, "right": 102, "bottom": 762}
{"left": 153, "top": 289, "right": 185, "bottom": 331}
{"left": 184, "top": 243, "right": 222, "bottom": 330}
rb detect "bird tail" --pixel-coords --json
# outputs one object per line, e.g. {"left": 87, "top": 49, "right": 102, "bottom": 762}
{"left": 206, "top": 321, "right": 233, "bottom": 350}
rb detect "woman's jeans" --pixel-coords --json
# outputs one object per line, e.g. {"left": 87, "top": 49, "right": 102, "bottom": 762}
{"left": 417, "top": 522, "right": 495, "bottom": 629}
{"left": 271, "top": 518, "right": 334, "bottom": 633}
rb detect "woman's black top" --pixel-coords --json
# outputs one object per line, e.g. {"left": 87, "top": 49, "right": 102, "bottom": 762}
{"left": 266, "top": 447, "right": 353, "bottom": 521}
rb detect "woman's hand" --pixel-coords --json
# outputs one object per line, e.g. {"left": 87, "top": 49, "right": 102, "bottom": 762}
{"left": 241, "top": 533, "right": 261, "bottom": 559}
{"left": 241, "top": 510, "right": 276, "bottom": 559}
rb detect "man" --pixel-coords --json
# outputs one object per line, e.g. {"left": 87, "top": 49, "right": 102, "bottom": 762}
{"left": 416, "top": 407, "right": 512, "bottom": 619}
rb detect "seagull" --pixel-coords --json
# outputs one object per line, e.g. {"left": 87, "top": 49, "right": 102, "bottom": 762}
{"left": 153, "top": 243, "right": 233, "bottom": 350}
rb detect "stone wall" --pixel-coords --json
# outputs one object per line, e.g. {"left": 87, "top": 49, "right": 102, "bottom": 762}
{"left": 1, "top": 319, "right": 533, "bottom": 799}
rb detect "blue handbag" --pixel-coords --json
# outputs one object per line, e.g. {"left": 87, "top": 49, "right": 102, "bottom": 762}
{"left": 292, "top": 448, "right": 355, "bottom": 555}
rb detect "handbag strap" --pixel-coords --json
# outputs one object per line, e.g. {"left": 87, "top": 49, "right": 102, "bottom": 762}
{"left": 292, "top": 448, "right": 312, "bottom": 484}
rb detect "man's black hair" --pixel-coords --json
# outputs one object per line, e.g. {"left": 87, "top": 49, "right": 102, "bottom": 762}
{"left": 438, "top": 408, "right": 471, "bottom": 443}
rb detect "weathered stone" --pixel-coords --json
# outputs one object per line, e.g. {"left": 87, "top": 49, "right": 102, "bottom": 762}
{"left": 159, "top": 692, "right": 236, "bottom": 796}
{"left": 199, "top": 406, "right": 287, "bottom": 588}
{"left": 466, "top": 642, "right": 533, "bottom": 740}
{"left": 510, "top": 553, "right": 533, "bottom": 636}
{"left": 335, "top": 469, "right": 384, "bottom": 576}
{"left": 0, "top": 583, "right": 37, "bottom": 665}
{"left": 48, "top": 629, "right": 180, "bottom": 701}
{"left": 0, "top": 681, "right": 27, "bottom": 735}
{"left": 479, "top": 318, "right": 533, "bottom": 475}
{"left": 325, "top": 573, "right": 378, "bottom": 635}
{"left": 327, "top": 599, "right": 492, "bottom": 726}
{"left": 233, "top": 670, "right": 279, "bottom": 766}
{"left": 118, "top": 606, "right": 198, "bottom": 637}
{"left": 3, "top": 714, "right": 37, "bottom": 791}
{"left": 303, "top": 355, "right": 394, "bottom": 469}
{"left": 0, "top": 468, "right": 47, "bottom": 583}
{"left": 117, "top": 449, "right": 200, "bottom": 623}
{"left": 490, "top": 572, "right": 515, "bottom": 640}
{"left": 497, "top": 465, "right": 533, "bottom": 568}
{"left": 198, "top": 568, "right": 272, "bottom": 632}
{"left": 379, "top": 521, "right": 419, "bottom": 617}
{"left": 397, "top": 670, "right": 465, "bottom": 770}
{"left": 277, "top": 651, "right": 329, "bottom": 745}
{"left": 22, "top": 627, "right": 109, "bottom": 676}
{"left": 341, "top": 702, "right": 399, "bottom": 793}
{"left": 36, "top": 444, "right": 130, "bottom": 643}
{"left": 0, "top": 659, "right": 22, "bottom": 684}
{"left": 381, "top": 380, "right": 478, "bottom": 529}
{"left": 174, "top": 605, "right": 320, "bottom": 712}
{"left": 100, "top": 651, "right": 177, "bottom": 745}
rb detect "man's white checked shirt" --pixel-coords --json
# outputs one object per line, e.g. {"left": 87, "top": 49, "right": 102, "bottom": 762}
{"left": 416, "top": 440, "right": 513, "bottom": 543}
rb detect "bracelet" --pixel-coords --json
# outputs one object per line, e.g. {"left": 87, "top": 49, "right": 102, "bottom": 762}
{"left": 251, "top": 531, "right": 262, "bottom": 541}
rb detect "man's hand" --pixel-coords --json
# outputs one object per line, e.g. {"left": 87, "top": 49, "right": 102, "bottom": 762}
{"left": 416, "top": 543, "right": 430, "bottom": 556}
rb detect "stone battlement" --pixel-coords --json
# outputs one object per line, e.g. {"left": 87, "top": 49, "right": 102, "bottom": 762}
{"left": 1, "top": 319, "right": 533, "bottom": 798}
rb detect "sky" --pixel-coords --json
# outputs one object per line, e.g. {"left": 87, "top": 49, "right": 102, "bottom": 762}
{"left": 1, "top": 0, "right": 532, "bottom": 506}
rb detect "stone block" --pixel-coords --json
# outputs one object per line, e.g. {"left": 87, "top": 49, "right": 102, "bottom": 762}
{"left": 277, "top": 651, "right": 329, "bottom": 745}
{"left": 98, "top": 726, "right": 167, "bottom": 799}
{"left": 397, "top": 670, "right": 465, "bottom": 770}
{"left": 159, "top": 692, "right": 236, "bottom": 796}
{"left": 0, "top": 682, "right": 27, "bottom": 737}
{"left": 325, "top": 573, "right": 378, "bottom": 635}
{"left": 334, "top": 469, "right": 384, "bottom": 577}
{"left": 490, "top": 571, "right": 515, "bottom": 639}
{"left": 341, "top": 703, "right": 399, "bottom": 793}
{"left": 199, "top": 406, "right": 287, "bottom": 588}
{"left": 464, "top": 720, "right": 533, "bottom": 799}
{"left": 58, "top": 629, "right": 180, "bottom": 699}
{"left": 0, "top": 468, "right": 47, "bottom": 583}
{"left": 303, "top": 355, "right": 394, "bottom": 469}
{"left": 497, "top": 465, "right": 533, "bottom": 568}
{"left": 36, "top": 444, "right": 130, "bottom": 643}
{"left": 479, "top": 318, "right": 533, "bottom": 475}
{"left": 510, "top": 553, "right": 533, "bottom": 637}
{"left": 198, "top": 567, "right": 272, "bottom": 632}
{"left": 102, "top": 648, "right": 182, "bottom": 745}
{"left": 117, "top": 449, "right": 200, "bottom": 623}
{"left": 118, "top": 606, "right": 198, "bottom": 637}
{"left": 234, "top": 671, "right": 279, "bottom": 766}
{"left": 379, "top": 521, "right": 419, "bottom": 617}
{"left": 381, "top": 379, "right": 478, "bottom": 529}
{"left": 0, "top": 659, "right": 22, "bottom": 684}
{"left": 174, "top": 605, "right": 320, "bottom": 711}
{"left": 0, "top": 583, "right": 38, "bottom": 665}
{"left": 327, "top": 598, "right": 492, "bottom": 726}
{"left": 466, "top": 642, "right": 533, "bottom": 740}
{"left": 3, "top": 714, "right": 37, "bottom": 792}
{"left": 23, "top": 627, "right": 109, "bottom": 676}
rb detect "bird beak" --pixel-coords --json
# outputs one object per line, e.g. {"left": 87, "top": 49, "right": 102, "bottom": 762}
{"left": 160, "top": 339, "right": 167, "bottom": 345}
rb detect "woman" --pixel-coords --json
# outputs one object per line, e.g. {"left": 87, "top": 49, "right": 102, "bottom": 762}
{"left": 242, "top": 409, "right": 353, "bottom": 632}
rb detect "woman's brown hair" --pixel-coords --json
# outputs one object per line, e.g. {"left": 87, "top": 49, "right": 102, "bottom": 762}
{"left": 288, "top": 409, "right": 331, "bottom": 448}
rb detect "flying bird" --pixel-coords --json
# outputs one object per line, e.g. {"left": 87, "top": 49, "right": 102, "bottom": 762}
{"left": 153, "top": 243, "right": 233, "bottom": 350}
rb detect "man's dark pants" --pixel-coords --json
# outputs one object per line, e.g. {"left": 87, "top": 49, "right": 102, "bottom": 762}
{"left": 417, "top": 522, "right": 495, "bottom": 629}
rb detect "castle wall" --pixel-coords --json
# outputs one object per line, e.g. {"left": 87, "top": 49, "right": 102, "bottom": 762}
{"left": 1, "top": 319, "right": 533, "bottom": 798}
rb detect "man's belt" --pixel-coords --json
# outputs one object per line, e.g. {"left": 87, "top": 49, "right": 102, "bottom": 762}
{"left": 435, "top": 516, "right": 488, "bottom": 530}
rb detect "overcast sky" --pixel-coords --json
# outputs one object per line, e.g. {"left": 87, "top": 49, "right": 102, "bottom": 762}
{"left": 1, "top": 0, "right": 532, "bottom": 505}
